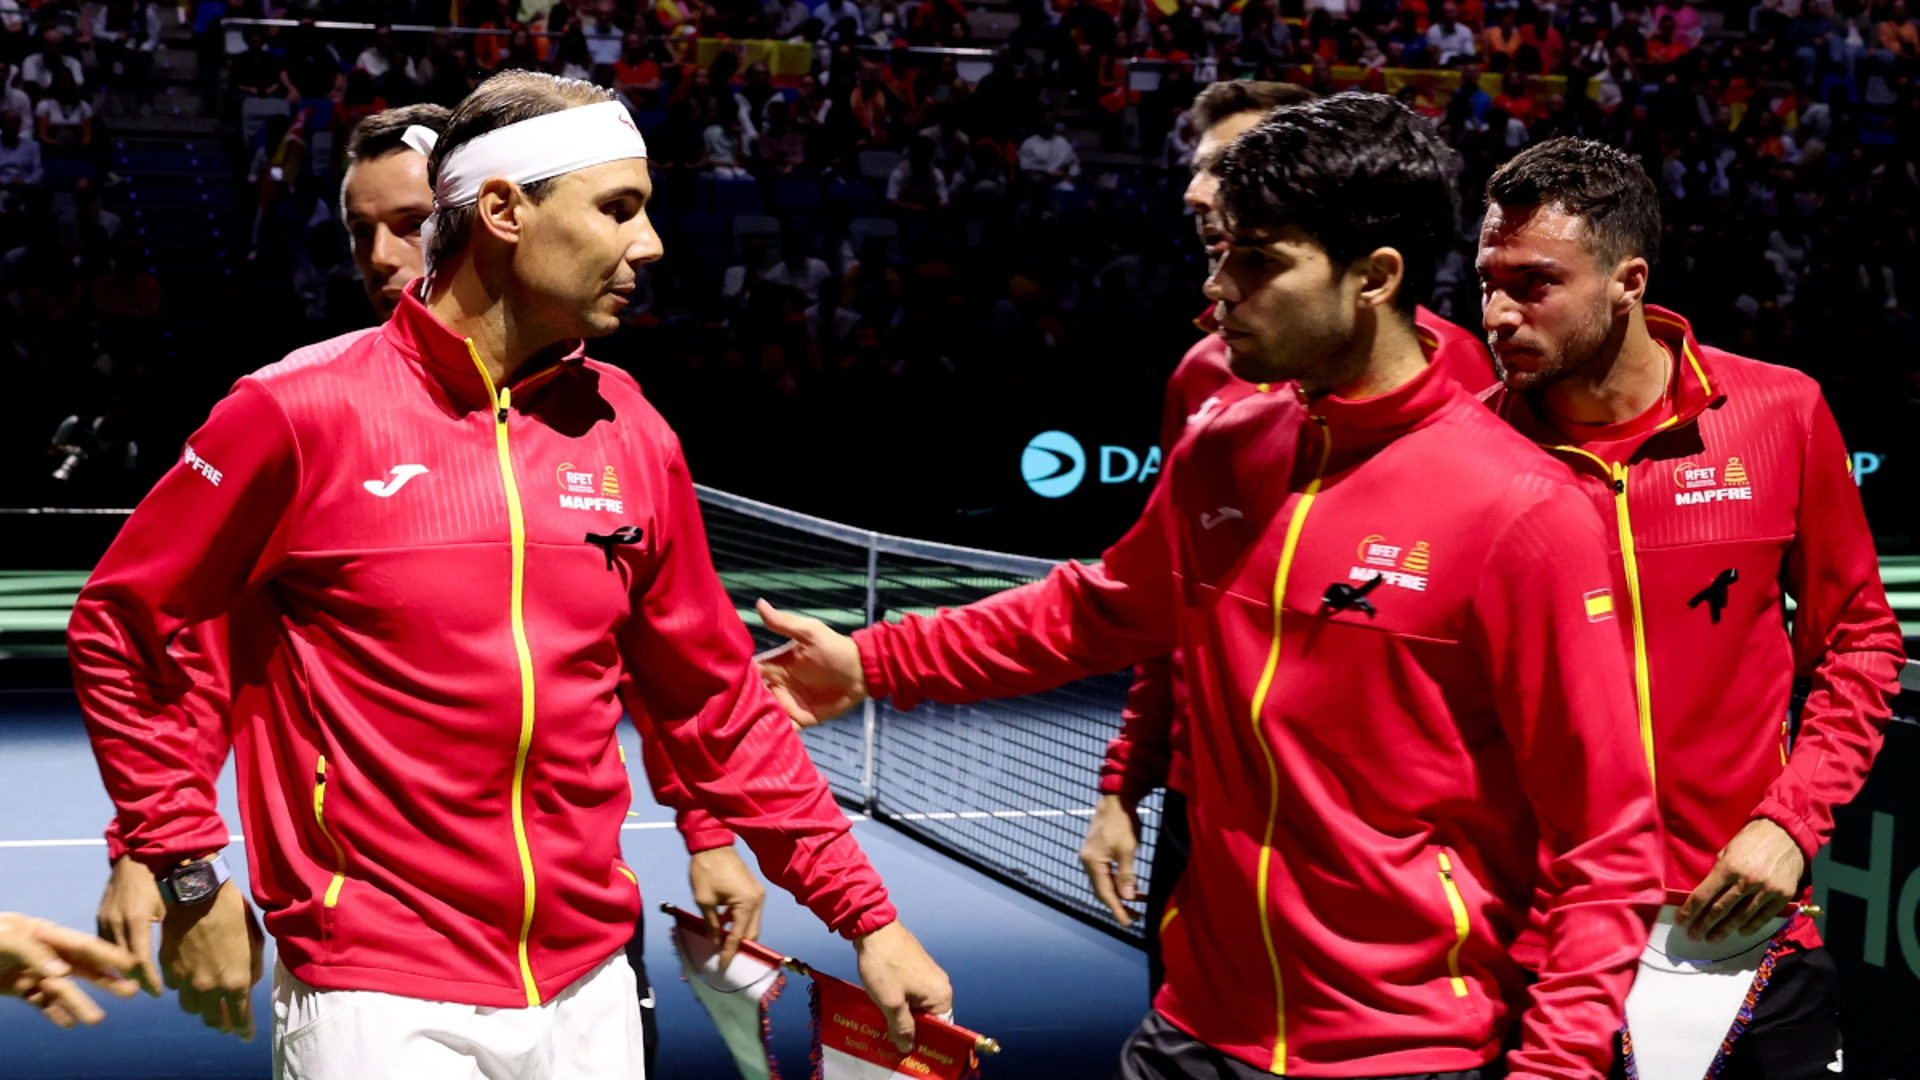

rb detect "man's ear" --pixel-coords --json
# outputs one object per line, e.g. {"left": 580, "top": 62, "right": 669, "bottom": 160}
{"left": 473, "top": 178, "right": 526, "bottom": 246}
{"left": 1356, "top": 246, "right": 1407, "bottom": 312}
{"left": 1612, "top": 254, "right": 1650, "bottom": 313}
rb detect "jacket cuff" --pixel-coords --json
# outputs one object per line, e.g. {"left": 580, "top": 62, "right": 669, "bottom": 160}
{"left": 852, "top": 625, "right": 894, "bottom": 703}
{"left": 126, "top": 825, "right": 232, "bottom": 876}
{"left": 838, "top": 900, "right": 900, "bottom": 941}
{"left": 677, "top": 814, "right": 737, "bottom": 855}
{"left": 1752, "top": 798, "right": 1823, "bottom": 867}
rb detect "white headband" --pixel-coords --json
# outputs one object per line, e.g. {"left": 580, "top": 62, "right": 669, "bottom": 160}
{"left": 407, "top": 100, "right": 648, "bottom": 210}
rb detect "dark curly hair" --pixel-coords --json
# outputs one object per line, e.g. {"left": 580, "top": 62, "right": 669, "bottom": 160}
{"left": 1214, "top": 92, "right": 1459, "bottom": 313}
{"left": 1486, "top": 136, "right": 1661, "bottom": 268}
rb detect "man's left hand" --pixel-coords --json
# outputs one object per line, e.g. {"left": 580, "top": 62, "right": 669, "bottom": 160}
{"left": 1677, "top": 818, "right": 1806, "bottom": 943}
{"left": 689, "top": 846, "right": 765, "bottom": 969}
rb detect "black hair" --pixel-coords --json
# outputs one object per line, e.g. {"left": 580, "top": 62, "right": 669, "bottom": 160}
{"left": 1485, "top": 136, "right": 1661, "bottom": 268}
{"left": 344, "top": 102, "right": 452, "bottom": 163}
{"left": 1214, "top": 92, "right": 1459, "bottom": 312}
{"left": 1189, "top": 79, "right": 1315, "bottom": 134}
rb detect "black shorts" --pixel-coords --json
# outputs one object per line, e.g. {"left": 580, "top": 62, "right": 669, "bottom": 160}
{"left": 1117, "top": 1010, "right": 1502, "bottom": 1080}
{"left": 1612, "top": 945, "right": 1845, "bottom": 1080}
{"left": 1145, "top": 789, "right": 1191, "bottom": 996}
{"left": 625, "top": 904, "right": 659, "bottom": 1076}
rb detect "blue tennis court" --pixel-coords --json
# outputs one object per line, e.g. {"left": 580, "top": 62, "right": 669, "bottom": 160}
{"left": 0, "top": 688, "right": 1151, "bottom": 1080}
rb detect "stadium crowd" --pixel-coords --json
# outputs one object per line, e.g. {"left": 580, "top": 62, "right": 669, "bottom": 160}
{"left": 0, "top": 0, "right": 1917, "bottom": 542}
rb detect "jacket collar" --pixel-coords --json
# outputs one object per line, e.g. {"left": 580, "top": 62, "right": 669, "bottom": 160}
{"left": 1304, "top": 339, "right": 1462, "bottom": 450}
{"left": 382, "top": 288, "right": 588, "bottom": 412}
{"left": 1498, "top": 304, "right": 1723, "bottom": 447}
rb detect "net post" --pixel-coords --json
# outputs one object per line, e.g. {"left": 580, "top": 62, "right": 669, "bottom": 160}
{"left": 862, "top": 531, "right": 880, "bottom": 814}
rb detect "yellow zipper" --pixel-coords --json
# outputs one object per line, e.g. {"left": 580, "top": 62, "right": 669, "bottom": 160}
{"left": 1553, "top": 447, "right": 1657, "bottom": 790}
{"left": 312, "top": 756, "right": 347, "bottom": 908}
{"left": 1247, "top": 417, "right": 1332, "bottom": 1075}
{"left": 470, "top": 342, "right": 544, "bottom": 1008}
{"left": 1435, "top": 851, "right": 1470, "bottom": 998}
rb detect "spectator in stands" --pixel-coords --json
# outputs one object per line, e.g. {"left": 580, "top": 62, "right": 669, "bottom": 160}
{"left": 22, "top": 29, "right": 84, "bottom": 90}
{"left": 766, "top": 0, "right": 812, "bottom": 37}
{"left": 764, "top": 228, "right": 834, "bottom": 302}
{"left": 806, "top": 272, "right": 862, "bottom": 354}
{"left": 1879, "top": 0, "right": 1920, "bottom": 71}
{"left": 579, "top": 0, "right": 625, "bottom": 68}
{"left": 1386, "top": 8, "right": 1429, "bottom": 63}
{"left": 228, "top": 28, "right": 288, "bottom": 98}
{"left": 738, "top": 60, "right": 780, "bottom": 130}
{"left": 815, "top": 0, "right": 864, "bottom": 36}
{"left": 753, "top": 102, "right": 807, "bottom": 176}
{"left": 703, "top": 104, "right": 753, "bottom": 177}
{"left": 1789, "top": 0, "right": 1838, "bottom": 86}
{"left": 1491, "top": 64, "right": 1536, "bottom": 122}
{"left": 1484, "top": 6, "right": 1521, "bottom": 64}
{"left": 1645, "top": 14, "right": 1690, "bottom": 65}
{"left": 415, "top": 33, "right": 473, "bottom": 107}
{"left": 58, "top": 177, "right": 119, "bottom": 252}
{"left": 0, "top": 62, "right": 29, "bottom": 119}
{"left": 887, "top": 133, "right": 949, "bottom": 214}
{"left": 1451, "top": 60, "right": 1492, "bottom": 122}
{"left": 1519, "top": 6, "right": 1560, "bottom": 70}
{"left": 1427, "top": 1, "right": 1480, "bottom": 65}
{"left": 356, "top": 26, "right": 420, "bottom": 87}
{"left": 1019, "top": 110, "right": 1081, "bottom": 189}
{"left": 91, "top": 230, "right": 161, "bottom": 320}
{"left": 282, "top": 20, "right": 346, "bottom": 106}
{"left": 849, "top": 66, "right": 892, "bottom": 143}
{"left": 553, "top": 26, "right": 596, "bottom": 80}
{"left": 614, "top": 30, "right": 663, "bottom": 107}
{"left": 97, "top": 0, "right": 162, "bottom": 116}
{"left": 0, "top": 109, "right": 41, "bottom": 206}
{"left": 34, "top": 69, "right": 90, "bottom": 154}
{"left": 1653, "top": 0, "right": 1702, "bottom": 50}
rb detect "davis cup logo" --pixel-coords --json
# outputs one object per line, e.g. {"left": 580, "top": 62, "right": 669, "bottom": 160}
{"left": 1022, "top": 430, "right": 1087, "bottom": 498}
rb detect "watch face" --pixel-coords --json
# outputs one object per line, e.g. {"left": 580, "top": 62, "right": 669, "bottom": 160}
{"left": 172, "top": 863, "right": 220, "bottom": 905}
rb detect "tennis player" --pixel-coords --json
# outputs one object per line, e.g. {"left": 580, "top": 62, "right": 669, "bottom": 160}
{"left": 1477, "top": 137, "right": 1903, "bottom": 1078}
{"left": 1, "top": 911, "right": 139, "bottom": 1027}
{"left": 1082, "top": 82, "right": 1499, "bottom": 1000}
{"left": 91, "top": 104, "right": 769, "bottom": 1067}
{"left": 760, "top": 93, "right": 1662, "bottom": 1078}
{"left": 72, "top": 70, "right": 949, "bottom": 1078}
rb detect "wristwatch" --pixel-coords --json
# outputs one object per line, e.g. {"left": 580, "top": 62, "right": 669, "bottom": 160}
{"left": 157, "top": 852, "right": 231, "bottom": 907}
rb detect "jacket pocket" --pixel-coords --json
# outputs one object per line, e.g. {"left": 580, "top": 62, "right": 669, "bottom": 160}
{"left": 312, "top": 756, "right": 348, "bottom": 909}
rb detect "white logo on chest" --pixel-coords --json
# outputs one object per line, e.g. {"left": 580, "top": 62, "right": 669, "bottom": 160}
{"left": 364, "top": 464, "right": 429, "bottom": 497}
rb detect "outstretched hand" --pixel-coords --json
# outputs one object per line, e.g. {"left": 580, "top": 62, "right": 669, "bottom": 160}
{"left": 0, "top": 911, "right": 141, "bottom": 1027}
{"left": 754, "top": 600, "right": 869, "bottom": 729}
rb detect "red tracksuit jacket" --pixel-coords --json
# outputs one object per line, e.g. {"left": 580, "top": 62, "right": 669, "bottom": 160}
{"left": 73, "top": 293, "right": 894, "bottom": 1007}
{"left": 1099, "top": 306, "right": 1499, "bottom": 805}
{"left": 1490, "top": 307, "right": 1902, "bottom": 951}
{"left": 859, "top": 355, "right": 1662, "bottom": 1078}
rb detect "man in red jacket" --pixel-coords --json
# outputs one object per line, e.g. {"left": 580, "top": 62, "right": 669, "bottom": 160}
{"left": 1476, "top": 137, "right": 1902, "bottom": 1079}
{"left": 91, "top": 104, "right": 771, "bottom": 1060}
{"left": 72, "top": 71, "right": 949, "bottom": 1078}
{"left": 1083, "top": 83, "right": 1500, "bottom": 999}
{"left": 760, "top": 94, "right": 1662, "bottom": 1079}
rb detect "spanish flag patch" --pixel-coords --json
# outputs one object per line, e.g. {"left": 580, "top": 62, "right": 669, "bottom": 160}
{"left": 1584, "top": 589, "right": 1616, "bottom": 622}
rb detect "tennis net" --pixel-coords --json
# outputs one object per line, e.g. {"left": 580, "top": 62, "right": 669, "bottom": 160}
{"left": 696, "top": 485, "right": 1156, "bottom": 941}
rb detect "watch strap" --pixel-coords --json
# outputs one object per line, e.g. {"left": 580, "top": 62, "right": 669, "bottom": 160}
{"left": 157, "top": 851, "right": 231, "bottom": 906}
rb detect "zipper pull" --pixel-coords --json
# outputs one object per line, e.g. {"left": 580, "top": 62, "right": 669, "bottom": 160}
{"left": 497, "top": 386, "right": 511, "bottom": 424}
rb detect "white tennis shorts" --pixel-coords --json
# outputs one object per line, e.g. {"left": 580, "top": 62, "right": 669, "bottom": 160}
{"left": 272, "top": 952, "right": 647, "bottom": 1080}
